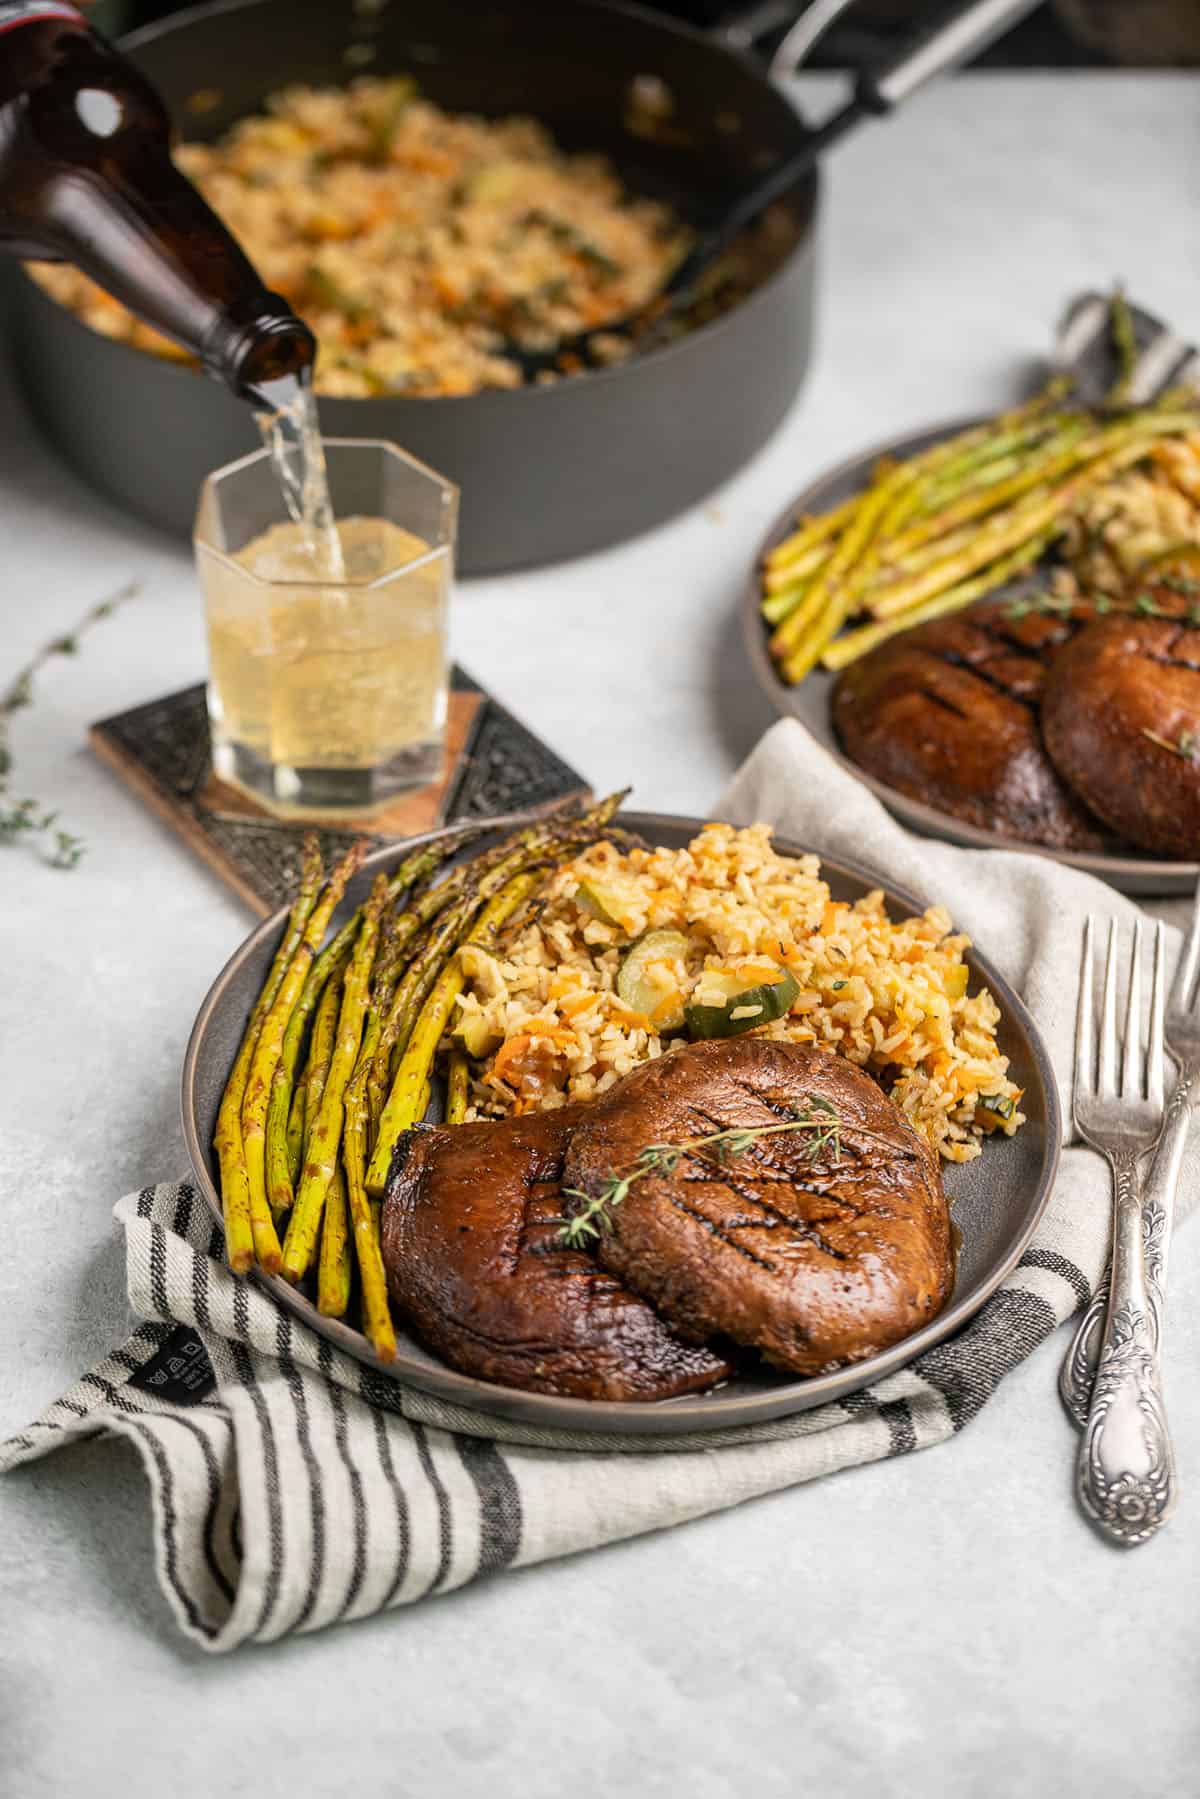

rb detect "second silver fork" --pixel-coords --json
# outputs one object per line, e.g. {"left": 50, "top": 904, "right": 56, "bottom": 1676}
{"left": 1071, "top": 917, "right": 1176, "bottom": 1548}
{"left": 1060, "top": 885, "right": 1200, "bottom": 1429}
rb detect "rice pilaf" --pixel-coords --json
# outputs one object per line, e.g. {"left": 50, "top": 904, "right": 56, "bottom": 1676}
{"left": 454, "top": 823, "right": 1024, "bottom": 1162}
{"left": 1057, "top": 432, "right": 1200, "bottom": 598}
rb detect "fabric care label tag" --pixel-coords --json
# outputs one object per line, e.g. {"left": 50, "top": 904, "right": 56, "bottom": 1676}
{"left": 127, "top": 1327, "right": 217, "bottom": 1405}
{"left": 0, "top": 3, "right": 83, "bottom": 30}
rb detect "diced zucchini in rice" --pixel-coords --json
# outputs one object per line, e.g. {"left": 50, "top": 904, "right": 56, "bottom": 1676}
{"left": 685, "top": 967, "right": 800, "bottom": 1040}
{"left": 616, "top": 929, "right": 691, "bottom": 1031}
{"left": 573, "top": 875, "right": 647, "bottom": 934}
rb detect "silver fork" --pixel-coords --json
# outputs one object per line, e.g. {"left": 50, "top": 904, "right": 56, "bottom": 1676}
{"left": 1071, "top": 917, "right": 1175, "bottom": 1547}
{"left": 1060, "top": 883, "right": 1200, "bottom": 1430}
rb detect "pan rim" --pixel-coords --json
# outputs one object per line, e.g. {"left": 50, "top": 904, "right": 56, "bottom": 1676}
{"left": 741, "top": 415, "right": 1200, "bottom": 896}
{"left": 180, "top": 809, "right": 1061, "bottom": 1438}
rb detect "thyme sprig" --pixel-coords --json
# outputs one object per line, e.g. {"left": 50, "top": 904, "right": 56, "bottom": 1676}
{"left": 558, "top": 1096, "right": 841, "bottom": 1248}
{"left": 1006, "top": 587, "right": 1200, "bottom": 626}
{"left": 1142, "top": 727, "right": 1199, "bottom": 764}
{"left": 0, "top": 579, "right": 140, "bottom": 869}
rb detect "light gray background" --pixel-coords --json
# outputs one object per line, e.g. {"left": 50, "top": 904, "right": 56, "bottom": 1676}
{"left": 2, "top": 73, "right": 1199, "bottom": 1798}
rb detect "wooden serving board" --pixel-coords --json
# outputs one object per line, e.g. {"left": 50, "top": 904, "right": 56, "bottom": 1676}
{"left": 90, "top": 665, "right": 590, "bottom": 915}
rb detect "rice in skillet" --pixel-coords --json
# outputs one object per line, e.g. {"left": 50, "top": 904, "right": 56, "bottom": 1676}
{"left": 28, "top": 76, "right": 689, "bottom": 397}
{"left": 454, "top": 823, "right": 1024, "bottom": 1162}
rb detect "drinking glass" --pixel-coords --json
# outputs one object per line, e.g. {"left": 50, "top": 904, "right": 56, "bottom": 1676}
{"left": 194, "top": 438, "right": 457, "bottom": 815}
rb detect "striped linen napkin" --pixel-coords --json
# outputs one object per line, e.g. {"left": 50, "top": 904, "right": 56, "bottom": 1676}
{"left": 5, "top": 718, "right": 1196, "bottom": 1652}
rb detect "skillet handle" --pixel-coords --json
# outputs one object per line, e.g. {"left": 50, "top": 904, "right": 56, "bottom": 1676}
{"left": 857, "top": 0, "right": 1046, "bottom": 112}
{"left": 719, "top": 1, "right": 1042, "bottom": 93}
{"left": 713, "top": 0, "right": 807, "bottom": 53}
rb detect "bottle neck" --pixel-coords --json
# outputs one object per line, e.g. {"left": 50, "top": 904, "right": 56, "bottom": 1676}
{"left": 41, "top": 152, "right": 315, "bottom": 396}
{"left": 0, "top": 8, "right": 314, "bottom": 398}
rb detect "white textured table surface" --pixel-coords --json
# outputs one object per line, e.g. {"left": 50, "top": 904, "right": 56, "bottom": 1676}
{"left": 3, "top": 72, "right": 1200, "bottom": 1798}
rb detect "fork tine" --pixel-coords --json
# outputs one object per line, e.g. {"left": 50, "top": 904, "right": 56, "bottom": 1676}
{"left": 1098, "top": 918, "right": 1119, "bottom": 1099}
{"left": 1178, "top": 874, "right": 1200, "bottom": 1014}
{"left": 1075, "top": 915, "right": 1096, "bottom": 1098}
{"left": 1120, "top": 918, "right": 1143, "bottom": 1099}
{"left": 1148, "top": 920, "right": 1167, "bottom": 1111}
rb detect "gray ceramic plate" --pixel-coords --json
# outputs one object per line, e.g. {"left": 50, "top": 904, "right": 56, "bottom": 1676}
{"left": 742, "top": 419, "right": 1200, "bottom": 898}
{"left": 181, "top": 811, "right": 1061, "bottom": 1437}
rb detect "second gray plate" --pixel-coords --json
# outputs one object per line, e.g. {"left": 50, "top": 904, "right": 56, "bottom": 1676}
{"left": 742, "top": 419, "right": 1200, "bottom": 898}
{"left": 181, "top": 812, "right": 1060, "bottom": 1439}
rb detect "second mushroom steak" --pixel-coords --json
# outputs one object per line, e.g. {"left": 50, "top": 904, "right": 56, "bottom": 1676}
{"left": 563, "top": 1039, "right": 953, "bottom": 1376}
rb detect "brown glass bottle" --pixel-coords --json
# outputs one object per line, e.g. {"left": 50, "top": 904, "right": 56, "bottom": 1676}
{"left": 0, "top": 1, "right": 314, "bottom": 402}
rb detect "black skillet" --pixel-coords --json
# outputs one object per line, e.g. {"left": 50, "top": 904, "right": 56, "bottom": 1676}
{"left": 9, "top": 0, "right": 1039, "bottom": 574}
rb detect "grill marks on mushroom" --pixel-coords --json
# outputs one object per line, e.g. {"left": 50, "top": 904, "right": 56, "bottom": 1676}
{"left": 562, "top": 1039, "right": 953, "bottom": 1376}
{"left": 832, "top": 598, "right": 1111, "bottom": 852}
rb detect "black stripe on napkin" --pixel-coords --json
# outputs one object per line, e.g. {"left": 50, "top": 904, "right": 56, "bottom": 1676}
{"left": 173, "top": 1184, "right": 195, "bottom": 1241}
{"left": 123, "top": 1418, "right": 219, "bottom": 1641}
{"left": 230, "top": 1279, "right": 286, "bottom": 1638}
{"left": 840, "top": 1389, "right": 916, "bottom": 1457}
{"left": 1018, "top": 1247, "right": 1091, "bottom": 1313}
{"left": 276, "top": 1312, "right": 325, "bottom": 1632}
{"left": 368, "top": 1401, "right": 412, "bottom": 1611}
{"left": 167, "top": 1414, "right": 237, "bottom": 1606}
{"left": 129, "top": 1408, "right": 236, "bottom": 1607}
{"left": 913, "top": 1288, "right": 1057, "bottom": 1432}
{"left": 318, "top": 1339, "right": 369, "bottom": 1623}
{"left": 193, "top": 1237, "right": 215, "bottom": 1332}
{"left": 80, "top": 1371, "right": 140, "bottom": 1413}
{"left": 412, "top": 1423, "right": 453, "bottom": 1596}
{"left": 456, "top": 1437, "right": 522, "bottom": 1573}
{"left": 149, "top": 1219, "right": 171, "bottom": 1320}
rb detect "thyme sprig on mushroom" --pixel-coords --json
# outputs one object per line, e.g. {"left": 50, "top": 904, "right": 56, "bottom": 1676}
{"left": 1006, "top": 587, "right": 1200, "bottom": 627}
{"left": 557, "top": 1096, "right": 841, "bottom": 1248}
{"left": 1142, "top": 727, "right": 1200, "bottom": 764}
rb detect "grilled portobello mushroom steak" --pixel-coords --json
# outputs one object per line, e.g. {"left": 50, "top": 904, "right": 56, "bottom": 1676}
{"left": 563, "top": 1038, "right": 953, "bottom": 1375}
{"left": 832, "top": 597, "right": 1110, "bottom": 851}
{"left": 382, "top": 1105, "right": 733, "bottom": 1401}
{"left": 1041, "top": 613, "right": 1200, "bottom": 856}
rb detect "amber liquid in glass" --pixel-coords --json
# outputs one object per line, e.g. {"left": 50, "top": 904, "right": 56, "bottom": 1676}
{"left": 204, "top": 514, "right": 450, "bottom": 811}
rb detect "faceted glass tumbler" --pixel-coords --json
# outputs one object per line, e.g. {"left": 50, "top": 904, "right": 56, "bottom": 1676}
{"left": 194, "top": 438, "right": 458, "bottom": 816}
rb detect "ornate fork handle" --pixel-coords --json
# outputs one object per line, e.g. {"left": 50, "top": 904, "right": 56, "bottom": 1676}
{"left": 1059, "top": 1265, "right": 1110, "bottom": 1430}
{"left": 1060, "top": 1071, "right": 1192, "bottom": 1428}
{"left": 1076, "top": 1149, "right": 1178, "bottom": 1546}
